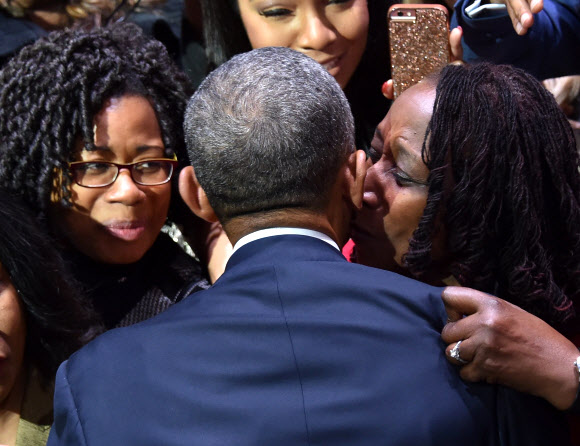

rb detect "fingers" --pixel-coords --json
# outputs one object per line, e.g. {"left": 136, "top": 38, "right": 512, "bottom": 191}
{"left": 441, "top": 286, "right": 465, "bottom": 323}
{"left": 441, "top": 309, "right": 484, "bottom": 343}
{"left": 502, "top": 0, "right": 535, "bottom": 35}
{"left": 441, "top": 288, "right": 507, "bottom": 343}
{"left": 445, "top": 339, "right": 493, "bottom": 384}
{"left": 446, "top": 339, "right": 473, "bottom": 365}
{"left": 445, "top": 337, "right": 502, "bottom": 385}
{"left": 381, "top": 80, "right": 394, "bottom": 100}
{"left": 441, "top": 286, "right": 482, "bottom": 343}
{"left": 449, "top": 26, "right": 463, "bottom": 62}
{"left": 441, "top": 286, "right": 506, "bottom": 344}
{"left": 458, "top": 362, "right": 489, "bottom": 383}
{"left": 529, "top": 0, "right": 543, "bottom": 13}
{"left": 441, "top": 286, "right": 483, "bottom": 319}
{"left": 493, "top": 0, "right": 544, "bottom": 35}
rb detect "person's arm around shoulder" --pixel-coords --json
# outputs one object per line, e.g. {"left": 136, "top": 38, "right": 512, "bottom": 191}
{"left": 441, "top": 286, "right": 580, "bottom": 411}
{"left": 47, "top": 360, "right": 88, "bottom": 446}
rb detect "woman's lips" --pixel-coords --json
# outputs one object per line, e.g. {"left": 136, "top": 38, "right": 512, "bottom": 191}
{"left": 0, "top": 343, "right": 10, "bottom": 366}
{"left": 350, "top": 213, "right": 385, "bottom": 243}
{"left": 103, "top": 220, "right": 147, "bottom": 242}
{"left": 350, "top": 221, "right": 374, "bottom": 242}
{"left": 320, "top": 56, "right": 342, "bottom": 73}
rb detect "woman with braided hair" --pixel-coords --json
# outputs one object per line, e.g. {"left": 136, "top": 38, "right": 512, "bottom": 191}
{"left": 352, "top": 62, "right": 580, "bottom": 415}
{"left": 0, "top": 23, "right": 209, "bottom": 331}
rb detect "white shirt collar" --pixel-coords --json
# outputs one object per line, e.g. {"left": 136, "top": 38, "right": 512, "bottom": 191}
{"left": 232, "top": 227, "right": 340, "bottom": 254}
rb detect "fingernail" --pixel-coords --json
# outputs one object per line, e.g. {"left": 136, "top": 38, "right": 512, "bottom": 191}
{"left": 381, "top": 81, "right": 389, "bottom": 96}
{"left": 530, "top": 0, "right": 539, "bottom": 10}
{"left": 522, "top": 12, "right": 531, "bottom": 23}
{"left": 515, "top": 22, "right": 523, "bottom": 34}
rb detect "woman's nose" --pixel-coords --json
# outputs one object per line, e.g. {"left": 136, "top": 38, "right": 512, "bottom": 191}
{"left": 362, "top": 168, "right": 382, "bottom": 210}
{"left": 105, "top": 169, "right": 146, "bottom": 205}
{"left": 296, "top": 10, "right": 337, "bottom": 51}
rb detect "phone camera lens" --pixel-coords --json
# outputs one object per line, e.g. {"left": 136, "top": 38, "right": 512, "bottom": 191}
{"left": 397, "top": 11, "right": 403, "bottom": 16}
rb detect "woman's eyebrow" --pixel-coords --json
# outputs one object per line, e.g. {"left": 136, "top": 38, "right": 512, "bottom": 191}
{"left": 393, "top": 137, "right": 421, "bottom": 164}
{"left": 82, "top": 145, "right": 111, "bottom": 153}
{"left": 392, "top": 137, "right": 429, "bottom": 181}
{"left": 81, "top": 145, "right": 164, "bottom": 153}
{"left": 136, "top": 145, "right": 165, "bottom": 153}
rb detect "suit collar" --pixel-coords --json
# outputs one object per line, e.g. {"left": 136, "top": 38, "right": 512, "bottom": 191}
{"left": 233, "top": 227, "right": 340, "bottom": 254}
{"left": 226, "top": 235, "right": 347, "bottom": 271}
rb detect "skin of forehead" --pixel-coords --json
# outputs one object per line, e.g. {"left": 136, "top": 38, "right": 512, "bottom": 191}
{"left": 386, "top": 81, "right": 436, "bottom": 168}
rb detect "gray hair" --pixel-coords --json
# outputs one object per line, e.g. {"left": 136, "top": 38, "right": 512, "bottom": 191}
{"left": 184, "top": 46, "right": 355, "bottom": 222}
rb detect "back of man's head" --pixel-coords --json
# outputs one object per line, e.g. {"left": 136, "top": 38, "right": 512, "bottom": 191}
{"left": 184, "top": 47, "right": 355, "bottom": 222}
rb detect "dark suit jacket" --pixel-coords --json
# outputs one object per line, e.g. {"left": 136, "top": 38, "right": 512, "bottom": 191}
{"left": 48, "top": 235, "right": 569, "bottom": 445}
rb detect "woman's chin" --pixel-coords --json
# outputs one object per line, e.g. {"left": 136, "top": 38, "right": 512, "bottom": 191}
{"left": 352, "top": 243, "right": 401, "bottom": 272}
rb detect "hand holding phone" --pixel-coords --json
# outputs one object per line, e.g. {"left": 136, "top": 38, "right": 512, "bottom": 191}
{"left": 388, "top": 4, "right": 450, "bottom": 98}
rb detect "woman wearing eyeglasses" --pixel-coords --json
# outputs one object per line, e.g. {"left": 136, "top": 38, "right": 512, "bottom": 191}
{"left": 0, "top": 23, "right": 210, "bottom": 330}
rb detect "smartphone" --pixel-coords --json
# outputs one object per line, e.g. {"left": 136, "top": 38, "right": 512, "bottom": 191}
{"left": 388, "top": 4, "right": 450, "bottom": 98}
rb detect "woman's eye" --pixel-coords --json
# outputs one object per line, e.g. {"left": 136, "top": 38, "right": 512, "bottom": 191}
{"left": 135, "top": 161, "right": 163, "bottom": 173}
{"left": 328, "top": 0, "right": 351, "bottom": 4}
{"left": 81, "top": 163, "right": 111, "bottom": 175}
{"left": 389, "top": 167, "right": 427, "bottom": 187}
{"left": 260, "top": 7, "right": 292, "bottom": 17}
{"left": 391, "top": 169, "right": 414, "bottom": 186}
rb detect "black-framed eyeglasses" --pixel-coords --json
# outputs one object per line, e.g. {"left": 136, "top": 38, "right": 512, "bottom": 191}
{"left": 68, "top": 158, "right": 179, "bottom": 188}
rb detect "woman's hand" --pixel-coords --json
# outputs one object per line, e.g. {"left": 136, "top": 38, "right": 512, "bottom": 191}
{"left": 499, "top": 0, "right": 543, "bottom": 35}
{"left": 442, "top": 286, "right": 579, "bottom": 410}
{"left": 381, "top": 27, "right": 464, "bottom": 101}
{"left": 449, "top": 26, "right": 463, "bottom": 62}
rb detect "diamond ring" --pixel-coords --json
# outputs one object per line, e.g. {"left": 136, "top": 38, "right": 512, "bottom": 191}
{"left": 449, "top": 340, "right": 468, "bottom": 364}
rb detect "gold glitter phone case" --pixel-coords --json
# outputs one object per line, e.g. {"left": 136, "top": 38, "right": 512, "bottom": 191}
{"left": 388, "top": 4, "right": 450, "bottom": 98}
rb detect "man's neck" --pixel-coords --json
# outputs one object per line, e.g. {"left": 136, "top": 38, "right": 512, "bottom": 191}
{"left": 223, "top": 208, "right": 343, "bottom": 248}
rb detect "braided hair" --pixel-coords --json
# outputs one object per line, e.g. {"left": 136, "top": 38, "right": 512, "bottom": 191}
{"left": 0, "top": 23, "right": 193, "bottom": 222}
{"left": 406, "top": 62, "right": 580, "bottom": 328}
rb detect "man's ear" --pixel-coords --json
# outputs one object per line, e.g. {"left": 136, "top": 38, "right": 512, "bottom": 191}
{"left": 344, "top": 149, "right": 368, "bottom": 210}
{"left": 179, "top": 166, "right": 219, "bottom": 223}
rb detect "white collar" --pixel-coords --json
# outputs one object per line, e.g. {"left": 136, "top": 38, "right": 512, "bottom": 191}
{"left": 232, "top": 227, "right": 340, "bottom": 254}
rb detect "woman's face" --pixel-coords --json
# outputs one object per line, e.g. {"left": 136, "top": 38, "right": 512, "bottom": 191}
{"left": 0, "top": 264, "right": 26, "bottom": 408}
{"left": 237, "top": 0, "right": 369, "bottom": 89}
{"left": 51, "top": 95, "right": 172, "bottom": 264}
{"left": 351, "top": 82, "right": 435, "bottom": 272}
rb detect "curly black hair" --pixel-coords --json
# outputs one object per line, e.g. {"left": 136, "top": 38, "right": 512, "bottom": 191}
{"left": 0, "top": 190, "right": 99, "bottom": 383}
{"left": 406, "top": 62, "right": 580, "bottom": 328}
{"left": 0, "top": 23, "right": 193, "bottom": 222}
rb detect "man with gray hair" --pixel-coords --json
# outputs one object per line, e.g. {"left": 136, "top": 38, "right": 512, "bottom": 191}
{"left": 181, "top": 46, "right": 356, "bottom": 225}
{"left": 48, "top": 47, "right": 566, "bottom": 445}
